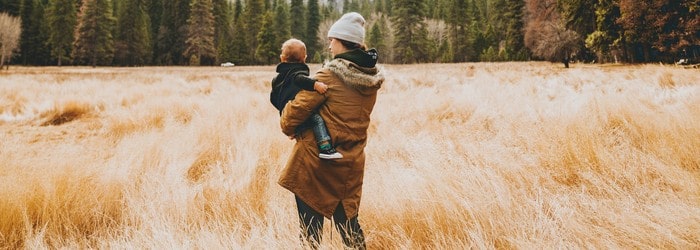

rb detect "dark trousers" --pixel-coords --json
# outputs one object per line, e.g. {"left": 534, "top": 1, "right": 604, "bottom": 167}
{"left": 295, "top": 196, "right": 366, "bottom": 249}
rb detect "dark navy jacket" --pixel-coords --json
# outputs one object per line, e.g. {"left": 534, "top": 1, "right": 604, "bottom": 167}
{"left": 270, "top": 62, "right": 316, "bottom": 114}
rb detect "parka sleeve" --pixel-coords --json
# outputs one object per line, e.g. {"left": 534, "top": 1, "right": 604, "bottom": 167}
{"left": 280, "top": 74, "right": 328, "bottom": 136}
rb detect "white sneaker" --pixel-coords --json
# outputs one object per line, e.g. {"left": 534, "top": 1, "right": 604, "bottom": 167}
{"left": 319, "top": 149, "right": 343, "bottom": 159}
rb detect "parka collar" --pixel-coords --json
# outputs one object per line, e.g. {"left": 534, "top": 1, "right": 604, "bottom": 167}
{"left": 276, "top": 62, "right": 309, "bottom": 73}
{"left": 326, "top": 52, "right": 384, "bottom": 95}
{"left": 334, "top": 48, "right": 378, "bottom": 68}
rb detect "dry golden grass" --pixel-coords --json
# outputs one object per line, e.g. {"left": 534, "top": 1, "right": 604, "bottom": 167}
{"left": 0, "top": 63, "right": 698, "bottom": 249}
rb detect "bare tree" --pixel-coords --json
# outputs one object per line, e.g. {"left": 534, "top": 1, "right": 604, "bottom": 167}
{"left": 529, "top": 20, "right": 580, "bottom": 68}
{"left": 524, "top": 0, "right": 580, "bottom": 68}
{"left": 0, "top": 12, "right": 21, "bottom": 70}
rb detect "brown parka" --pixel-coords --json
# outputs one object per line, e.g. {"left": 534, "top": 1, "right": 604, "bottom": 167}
{"left": 278, "top": 53, "right": 384, "bottom": 219}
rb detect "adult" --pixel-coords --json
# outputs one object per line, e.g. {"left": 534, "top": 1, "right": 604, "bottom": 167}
{"left": 278, "top": 12, "right": 384, "bottom": 249}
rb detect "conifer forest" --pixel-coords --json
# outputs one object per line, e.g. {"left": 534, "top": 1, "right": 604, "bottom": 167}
{"left": 0, "top": 0, "right": 698, "bottom": 66}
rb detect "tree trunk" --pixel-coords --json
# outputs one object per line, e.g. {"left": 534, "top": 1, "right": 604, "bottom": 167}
{"left": 643, "top": 46, "right": 650, "bottom": 62}
{"left": 0, "top": 53, "right": 5, "bottom": 70}
{"left": 621, "top": 36, "right": 630, "bottom": 63}
{"left": 563, "top": 56, "right": 570, "bottom": 68}
{"left": 58, "top": 56, "right": 62, "bottom": 67}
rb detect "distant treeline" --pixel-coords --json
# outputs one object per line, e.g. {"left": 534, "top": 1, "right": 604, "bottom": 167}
{"left": 0, "top": 0, "right": 697, "bottom": 66}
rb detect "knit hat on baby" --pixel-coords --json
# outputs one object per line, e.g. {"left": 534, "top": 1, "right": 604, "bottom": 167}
{"left": 327, "top": 12, "right": 366, "bottom": 45}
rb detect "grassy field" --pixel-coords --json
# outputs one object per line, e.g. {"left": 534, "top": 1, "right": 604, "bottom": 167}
{"left": 0, "top": 63, "right": 698, "bottom": 249}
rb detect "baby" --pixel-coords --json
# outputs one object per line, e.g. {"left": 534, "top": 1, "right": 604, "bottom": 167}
{"left": 269, "top": 39, "right": 342, "bottom": 160}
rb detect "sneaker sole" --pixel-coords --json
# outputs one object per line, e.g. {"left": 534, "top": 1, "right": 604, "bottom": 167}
{"left": 319, "top": 153, "right": 343, "bottom": 160}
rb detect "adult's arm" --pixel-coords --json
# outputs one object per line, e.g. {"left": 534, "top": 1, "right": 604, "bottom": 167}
{"left": 280, "top": 76, "right": 327, "bottom": 136}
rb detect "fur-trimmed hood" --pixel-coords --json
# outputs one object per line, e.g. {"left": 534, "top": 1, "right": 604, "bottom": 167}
{"left": 326, "top": 58, "right": 384, "bottom": 95}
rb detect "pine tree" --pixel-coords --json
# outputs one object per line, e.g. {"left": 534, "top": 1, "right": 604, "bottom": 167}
{"left": 469, "top": 0, "right": 481, "bottom": 26}
{"left": 479, "top": 46, "right": 495, "bottom": 61}
{"left": 435, "top": 0, "right": 450, "bottom": 20}
{"left": 213, "top": 0, "right": 233, "bottom": 64}
{"left": 359, "top": 0, "right": 372, "bottom": 18}
{"left": 491, "top": 0, "right": 526, "bottom": 60}
{"left": 19, "top": 0, "right": 51, "bottom": 65}
{"left": 242, "top": 0, "right": 265, "bottom": 64}
{"left": 306, "top": 0, "right": 321, "bottom": 62}
{"left": 384, "top": 0, "right": 393, "bottom": 16}
{"left": 342, "top": 0, "right": 350, "bottom": 12}
{"left": 146, "top": 0, "right": 163, "bottom": 64}
{"left": 112, "top": 0, "right": 120, "bottom": 19}
{"left": 475, "top": 0, "right": 487, "bottom": 22}
{"left": 0, "top": 0, "right": 21, "bottom": 16}
{"left": 392, "top": 0, "right": 430, "bottom": 63}
{"left": 274, "top": 0, "right": 290, "bottom": 49}
{"left": 345, "top": 0, "right": 359, "bottom": 13}
{"left": 466, "top": 0, "right": 480, "bottom": 61}
{"left": 558, "top": 0, "right": 595, "bottom": 62}
{"left": 367, "top": 22, "right": 385, "bottom": 55}
{"left": 504, "top": 0, "right": 526, "bottom": 60}
{"left": 47, "top": 0, "right": 77, "bottom": 66}
{"left": 177, "top": 0, "right": 192, "bottom": 63}
{"left": 585, "top": 0, "right": 622, "bottom": 63}
{"left": 617, "top": 0, "right": 655, "bottom": 62}
{"left": 472, "top": 24, "right": 487, "bottom": 59}
{"left": 489, "top": 0, "right": 507, "bottom": 40}
{"left": 447, "top": 0, "right": 471, "bottom": 62}
{"left": 73, "top": 0, "right": 116, "bottom": 67}
{"left": 323, "top": 0, "right": 338, "bottom": 19}
{"left": 290, "top": 0, "right": 305, "bottom": 40}
{"left": 481, "top": 23, "right": 496, "bottom": 52}
{"left": 438, "top": 37, "right": 453, "bottom": 62}
{"left": 368, "top": 20, "right": 390, "bottom": 63}
{"left": 155, "top": 0, "right": 190, "bottom": 65}
{"left": 229, "top": 0, "right": 248, "bottom": 64}
{"left": 375, "top": 0, "right": 385, "bottom": 14}
{"left": 255, "top": 11, "right": 277, "bottom": 64}
{"left": 233, "top": 0, "right": 242, "bottom": 21}
{"left": 155, "top": 0, "right": 174, "bottom": 64}
{"left": 115, "top": 0, "right": 151, "bottom": 66}
{"left": 426, "top": 0, "right": 437, "bottom": 18}
{"left": 184, "top": 0, "right": 216, "bottom": 65}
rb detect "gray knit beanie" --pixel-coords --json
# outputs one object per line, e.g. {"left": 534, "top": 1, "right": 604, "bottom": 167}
{"left": 327, "top": 12, "right": 366, "bottom": 45}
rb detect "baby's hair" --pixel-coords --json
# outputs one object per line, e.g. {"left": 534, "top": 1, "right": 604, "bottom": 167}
{"left": 281, "top": 39, "right": 307, "bottom": 63}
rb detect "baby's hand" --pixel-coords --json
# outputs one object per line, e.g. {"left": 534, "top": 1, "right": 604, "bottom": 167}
{"left": 314, "top": 81, "right": 329, "bottom": 94}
